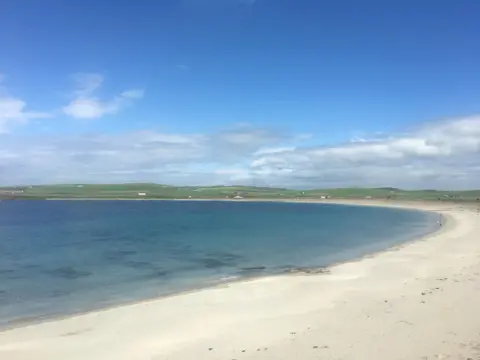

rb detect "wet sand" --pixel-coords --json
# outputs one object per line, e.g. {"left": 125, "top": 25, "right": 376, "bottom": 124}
{"left": 1, "top": 200, "right": 479, "bottom": 360}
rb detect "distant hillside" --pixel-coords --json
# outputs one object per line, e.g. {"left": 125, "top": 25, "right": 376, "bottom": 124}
{"left": 1, "top": 184, "right": 480, "bottom": 201}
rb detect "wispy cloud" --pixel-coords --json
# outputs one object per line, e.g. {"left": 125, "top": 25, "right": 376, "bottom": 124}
{"left": 0, "top": 74, "right": 53, "bottom": 133}
{"left": 0, "top": 126, "right": 287, "bottom": 185}
{"left": 2, "top": 116, "right": 480, "bottom": 189}
{"left": 251, "top": 116, "right": 480, "bottom": 189}
{"left": 62, "top": 73, "right": 144, "bottom": 119}
{"left": 1, "top": 72, "right": 480, "bottom": 191}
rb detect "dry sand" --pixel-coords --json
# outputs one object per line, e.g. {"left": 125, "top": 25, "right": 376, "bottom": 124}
{"left": 1, "top": 200, "right": 480, "bottom": 360}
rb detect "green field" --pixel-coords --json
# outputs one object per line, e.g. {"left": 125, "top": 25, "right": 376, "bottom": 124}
{"left": 1, "top": 184, "right": 480, "bottom": 201}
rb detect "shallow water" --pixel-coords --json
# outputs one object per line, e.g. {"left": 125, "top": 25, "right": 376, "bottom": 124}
{"left": 0, "top": 200, "right": 439, "bottom": 326}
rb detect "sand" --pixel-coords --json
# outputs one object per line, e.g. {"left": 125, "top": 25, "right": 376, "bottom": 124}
{"left": 1, "top": 200, "right": 480, "bottom": 360}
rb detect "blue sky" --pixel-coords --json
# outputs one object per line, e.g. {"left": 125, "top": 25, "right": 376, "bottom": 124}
{"left": 1, "top": 0, "right": 480, "bottom": 188}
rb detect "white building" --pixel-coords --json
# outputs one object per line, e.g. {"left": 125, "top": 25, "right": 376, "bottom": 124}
{"left": 138, "top": 192, "right": 146, "bottom": 196}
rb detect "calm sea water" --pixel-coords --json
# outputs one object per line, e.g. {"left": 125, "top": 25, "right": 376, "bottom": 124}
{"left": 0, "top": 200, "right": 438, "bottom": 326}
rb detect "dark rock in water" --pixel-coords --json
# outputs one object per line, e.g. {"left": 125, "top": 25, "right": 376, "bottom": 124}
{"left": 207, "top": 251, "right": 243, "bottom": 262}
{"left": 283, "top": 267, "right": 330, "bottom": 275}
{"left": 46, "top": 266, "right": 92, "bottom": 279}
{"left": 195, "top": 252, "right": 243, "bottom": 269}
{"left": 0, "top": 269, "right": 15, "bottom": 274}
{"left": 125, "top": 260, "right": 155, "bottom": 270}
{"left": 23, "top": 264, "right": 42, "bottom": 270}
{"left": 142, "top": 269, "right": 169, "bottom": 279}
{"left": 240, "top": 266, "right": 267, "bottom": 271}
{"left": 236, "top": 266, "right": 267, "bottom": 277}
{"left": 0, "top": 268, "right": 23, "bottom": 280}
{"left": 103, "top": 249, "right": 137, "bottom": 261}
{"left": 191, "top": 252, "right": 243, "bottom": 269}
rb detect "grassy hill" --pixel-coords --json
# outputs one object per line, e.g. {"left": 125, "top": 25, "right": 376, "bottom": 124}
{"left": 1, "top": 184, "right": 480, "bottom": 201}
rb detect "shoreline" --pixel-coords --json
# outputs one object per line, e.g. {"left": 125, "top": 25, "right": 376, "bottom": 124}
{"left": 0, "top": 199, "right": 442, "bottom": 331}
{"left": 1, "top": 200, "right": 480, "bottom": 359}
{"left": 37, "top": 196, "right": 480, "bottom": 207}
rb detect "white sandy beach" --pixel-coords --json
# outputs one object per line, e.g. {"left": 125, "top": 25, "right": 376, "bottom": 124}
{"left": 1, "top": 200, "right": 480, "bottom": 360}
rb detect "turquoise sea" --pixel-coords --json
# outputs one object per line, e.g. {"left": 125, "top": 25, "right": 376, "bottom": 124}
{"left": 0, "top": 200, "right": 439, "bottom": 327}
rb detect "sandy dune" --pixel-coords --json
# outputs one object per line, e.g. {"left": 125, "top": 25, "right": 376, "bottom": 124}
{"left": 1, "top": 200, "right": 480, "bottom": 360}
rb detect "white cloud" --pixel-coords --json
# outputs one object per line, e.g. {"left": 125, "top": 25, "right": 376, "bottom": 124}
{"left": 1, "top": 116, "right": 480, "bottom": 189}
{"left": 209, "top": 126, "right": 289, "bottom": 160}
{"left": 214, "top": 168, "right": 251, "bottom": 181}
{"left": 70, "top": 73, "right": 103, "bottom": 97}
{"left": 250, "top": 116, "right": 480, "bottom": 189}
{"left": 254, "top": 146, "right": 295, "bottom": 156}
{"left": 0, "top": 126, "right": 286, "bottom": 185}
{"left": 62, "top": 73, "right": 144, "bottom": 119}
{"left": 0, "top": 77, "right": 52, "bottom": 133}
